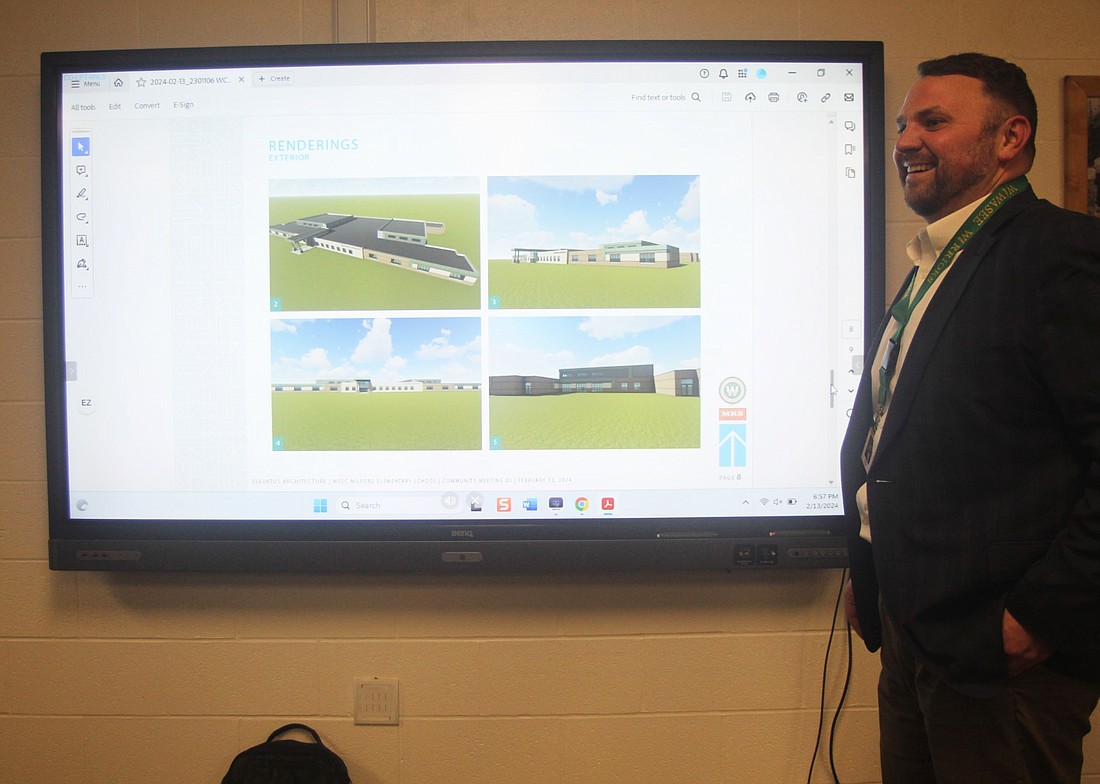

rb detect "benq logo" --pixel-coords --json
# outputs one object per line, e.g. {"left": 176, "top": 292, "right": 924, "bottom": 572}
{"left": 451, "top": 530, "right": 475, "bottom": 538}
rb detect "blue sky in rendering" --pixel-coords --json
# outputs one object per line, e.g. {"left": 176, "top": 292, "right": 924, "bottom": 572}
{"left": 271, "top": 317, "right": 481, "bottom": 384}
{"left": 487, "top": 175, "right": 700, "bottom": 259}
{"left": 487, "top": 315, "right": 700, "bottom": 379}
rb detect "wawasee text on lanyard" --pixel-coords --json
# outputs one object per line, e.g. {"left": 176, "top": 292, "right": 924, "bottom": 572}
{"left": 861, "top": 176, "right": 1029, "bottom": 471}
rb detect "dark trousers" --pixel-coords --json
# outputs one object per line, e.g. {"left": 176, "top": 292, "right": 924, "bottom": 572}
{"left": 877, "top": 605, "right": 1100, "bottom": 784}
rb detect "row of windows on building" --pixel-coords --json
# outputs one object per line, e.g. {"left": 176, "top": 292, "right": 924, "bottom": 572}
{"left": 554, "top": 381, "right": 646, "bottom": 392}
{"left": 317, "top": 243, "right": 468, "bottom": 282}
{"left": 556, "top": 252, "right": 659, "bottom": 263}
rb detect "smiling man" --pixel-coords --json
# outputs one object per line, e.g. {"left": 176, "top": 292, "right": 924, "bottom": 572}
{"left": 841, "top": 53, "right": 1100, "bottom": 783}
{"left": 895, "top": 72, "right": 1032, "bottom": 222}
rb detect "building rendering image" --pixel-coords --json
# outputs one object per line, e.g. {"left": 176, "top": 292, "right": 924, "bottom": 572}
{"left": 490, "top": 364, "right": 699, "bottom": 397}
{"left": 488, "top": 363, "right": 701, "bottom": 450}
{"left": 272, "top": 378, "right": 481, "bottom": 393}
{"left": 270, "top": 213, "right": 479, "bottom": 285}
{"left": 270, "top": 316, "right": 482, "bottom": 451}
{"left": 510, "top": 240, "right": 685, "bottom": 269}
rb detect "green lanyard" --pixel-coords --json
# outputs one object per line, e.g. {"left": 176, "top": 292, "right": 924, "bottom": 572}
{"left": 876, "top": 176, "right": 1030, "bottom": 409}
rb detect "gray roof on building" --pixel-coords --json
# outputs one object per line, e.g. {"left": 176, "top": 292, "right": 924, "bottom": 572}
{"left": 323, "top": 217, "right": 476, "bottom": 275}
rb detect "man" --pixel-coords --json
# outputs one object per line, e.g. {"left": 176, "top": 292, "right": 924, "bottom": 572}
{"left": 841, "top": 53, "right": 1100, "bottom": 783}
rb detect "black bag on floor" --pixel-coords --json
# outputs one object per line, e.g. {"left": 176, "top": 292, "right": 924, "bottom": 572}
{"left": 222, "top": 723, "right": 351, "bottom": 784}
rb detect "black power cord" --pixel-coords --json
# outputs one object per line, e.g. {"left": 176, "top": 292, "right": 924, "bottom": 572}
{"left": 807, "top": 567, "right": 853, "bottom": 784}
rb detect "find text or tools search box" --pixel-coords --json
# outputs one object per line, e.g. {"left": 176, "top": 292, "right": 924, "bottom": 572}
{"left": 629, "top": 90, "right": 701, "bottom": 104}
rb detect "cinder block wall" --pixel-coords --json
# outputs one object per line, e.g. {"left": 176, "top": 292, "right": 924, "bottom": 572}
{"left": 2, "top": 1, "right": 1098, "bottom": 781}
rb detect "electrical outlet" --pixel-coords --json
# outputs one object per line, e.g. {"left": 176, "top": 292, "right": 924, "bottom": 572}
{"left": 354, "top": 678, "right": 399, "bottom": 725}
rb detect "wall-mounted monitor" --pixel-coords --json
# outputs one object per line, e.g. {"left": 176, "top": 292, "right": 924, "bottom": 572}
{"left": 41, "top": 39, "right": 884, "bottom": 571}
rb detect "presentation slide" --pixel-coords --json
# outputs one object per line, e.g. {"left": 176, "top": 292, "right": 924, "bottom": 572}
{"left": 57, "top": 57, "right": 867, "bottom": 522}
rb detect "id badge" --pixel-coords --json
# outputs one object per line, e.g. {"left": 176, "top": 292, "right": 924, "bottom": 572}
{"left": 861, "top": 411, "right": 881, "bottom": 472}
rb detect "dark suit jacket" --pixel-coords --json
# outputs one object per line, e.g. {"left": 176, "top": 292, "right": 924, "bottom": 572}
{"left": 840, "top": 188, "right": 1100, "bottom": 695}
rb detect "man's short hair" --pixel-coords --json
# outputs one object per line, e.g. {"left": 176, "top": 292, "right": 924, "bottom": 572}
{"left": 917, "top": 52, "right": 1037, "bottom": 156}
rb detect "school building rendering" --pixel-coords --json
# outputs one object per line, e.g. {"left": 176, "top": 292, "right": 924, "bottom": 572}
{"left": 510, "top": 240, "right": 693, "bottom": 269}
{"left": 272, "top": 378, "right": 481, "bottom": 393}
{"left": 489, "top": 364, "right": 699, "bottom": 397}
{"left": 270, "top": 213, "right": 478, "bottom": 285}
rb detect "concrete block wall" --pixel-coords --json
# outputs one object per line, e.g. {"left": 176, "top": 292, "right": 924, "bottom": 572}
{"left": 2, "top": 0, "right": 1098, "bottom": 781}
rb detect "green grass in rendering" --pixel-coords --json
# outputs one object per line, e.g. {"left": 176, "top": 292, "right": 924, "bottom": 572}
{"left": 273, "top": 391, "right": 481, "bottom": 451}
{"left": 489, "top": 393, "right": 700, "bottom": 450}
{"left": 487, "top": 259, "right": 700, "bottom": 309}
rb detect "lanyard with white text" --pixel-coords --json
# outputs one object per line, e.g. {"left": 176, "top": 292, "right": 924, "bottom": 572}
{"left": 862, "top": 176, "right": 1030, "bottom": 471}
{"left": 875, "top": 176, "right": 1030, "bottom": 410}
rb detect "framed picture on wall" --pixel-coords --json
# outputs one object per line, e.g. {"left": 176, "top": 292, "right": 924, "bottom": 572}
{"left": 1063, "top": 75, "right": 1100, "bottom": 216}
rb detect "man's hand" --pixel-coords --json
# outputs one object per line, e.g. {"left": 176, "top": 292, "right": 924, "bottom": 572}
{"left": 843, "top": 580, "right": 864, "bottom": 640}
{"left": 1002, "top": 608, "right": 1053, "bottom": 677}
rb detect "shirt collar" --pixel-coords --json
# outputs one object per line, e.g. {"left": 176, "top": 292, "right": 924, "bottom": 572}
{"left": 906, "top": 192, "right": 992, "bottom": 266}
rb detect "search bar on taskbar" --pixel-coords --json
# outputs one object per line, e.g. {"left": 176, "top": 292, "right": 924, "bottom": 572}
{"left": 334, "top": 495, "right": 458, "bottom": 516}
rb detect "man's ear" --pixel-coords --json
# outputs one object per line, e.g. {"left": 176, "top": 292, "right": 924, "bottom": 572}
{"left": 997, "top": 114, "right": 1033, "bottom": 164}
